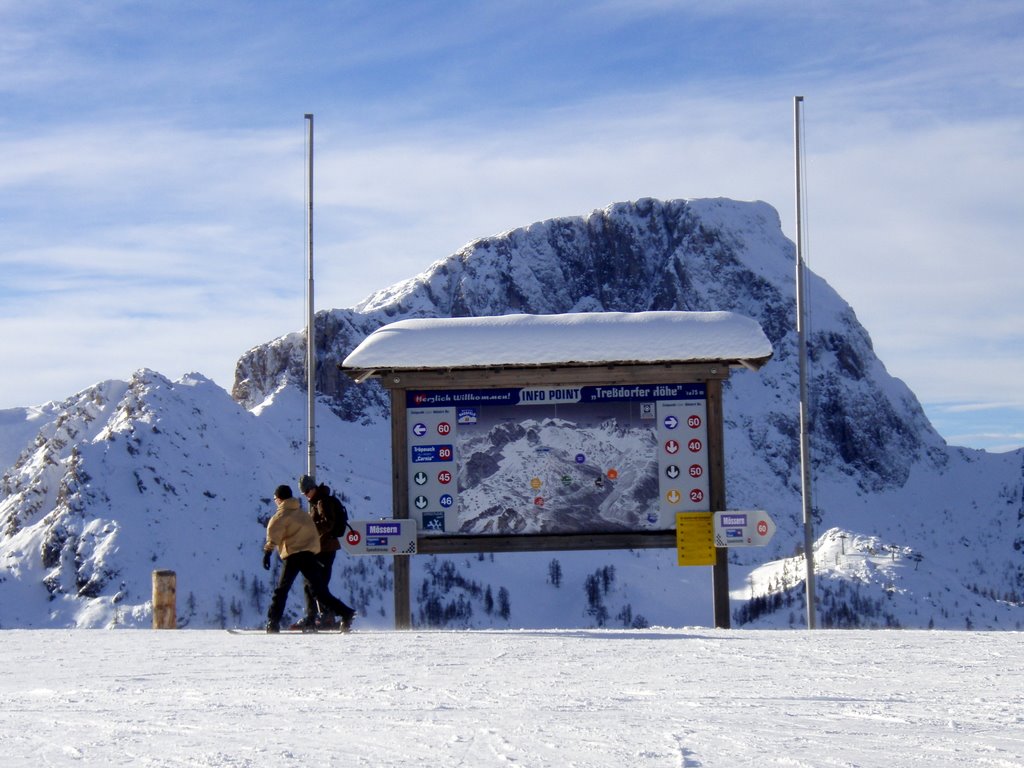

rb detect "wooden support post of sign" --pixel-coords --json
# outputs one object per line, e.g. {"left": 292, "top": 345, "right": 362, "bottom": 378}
{"left": 394, "top": 557, "right": 411, "bottom": 629}
{"left": 152, "top": 570, "right": 177, "bottom": 629}
{"left": 391, "top": 388, "right": 412, "bottom": 629}
{"left": 706, "top": 379, "right": 731, "bottom": 629}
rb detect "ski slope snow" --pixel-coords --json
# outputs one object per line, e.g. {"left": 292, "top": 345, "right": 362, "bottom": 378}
{"left": 0, "top": 628, "right": 1020, "bottom": 766}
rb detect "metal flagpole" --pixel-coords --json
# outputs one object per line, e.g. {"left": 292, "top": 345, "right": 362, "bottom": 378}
{"left": 794, "top": 96, "right": 817, "bottom": 628}
{"left": 305, "top": 113, "right": 316, "bottom": 481}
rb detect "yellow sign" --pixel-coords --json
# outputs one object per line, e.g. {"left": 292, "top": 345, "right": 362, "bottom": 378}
{"left": 676, "top": 512, "right": 715, "bottom": 566}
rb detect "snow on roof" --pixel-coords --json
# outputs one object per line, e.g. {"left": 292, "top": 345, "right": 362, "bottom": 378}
{"left": 342, "top": 311, "right": 773, "bottom": 373}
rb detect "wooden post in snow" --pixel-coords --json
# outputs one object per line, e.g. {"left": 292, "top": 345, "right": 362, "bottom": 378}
{"left": 152, "top": 570, "right": 177, "bottom": 629}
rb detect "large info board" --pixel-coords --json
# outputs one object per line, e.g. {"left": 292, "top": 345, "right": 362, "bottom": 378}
{"left": 405, "top": 382, "right": 710, "bottom": 535}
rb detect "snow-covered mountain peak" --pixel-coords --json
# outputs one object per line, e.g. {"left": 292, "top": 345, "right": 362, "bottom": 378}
{"left": 2, "top": 197, "right": 1021, "bottom": 630}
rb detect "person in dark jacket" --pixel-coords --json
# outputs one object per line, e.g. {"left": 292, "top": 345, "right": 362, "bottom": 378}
{"left": 263, "top": 484, "right": 354, "bottom": 633}
{"left": 296, "top": 474, "right": 355, "bottom": 631}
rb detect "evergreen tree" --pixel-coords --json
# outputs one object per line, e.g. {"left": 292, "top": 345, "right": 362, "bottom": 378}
{"left": 548, "top": 558, "right": 563, "bottom": 588}
{"left": 214, "top": 595, "right": 227, "bottom": 629}
{"left": 497, "top": 587, "right": 511, "bottom": 620}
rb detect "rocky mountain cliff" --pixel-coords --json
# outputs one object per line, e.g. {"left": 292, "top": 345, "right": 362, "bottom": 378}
{"left": 3, "top": 198, "right": 1022, "bottom": 630}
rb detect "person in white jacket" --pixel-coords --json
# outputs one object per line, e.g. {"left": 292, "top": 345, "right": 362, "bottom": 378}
{"left": 262, "top": 484, "right": 355, "bottom": 633}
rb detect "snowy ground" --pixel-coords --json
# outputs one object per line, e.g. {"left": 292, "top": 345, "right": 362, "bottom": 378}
{"left": 1, "top": 629, "right": 1021, "bottom": 767}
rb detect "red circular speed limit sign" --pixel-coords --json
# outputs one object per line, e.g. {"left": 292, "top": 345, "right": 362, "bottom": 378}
{"left": 756, "top": 520, "right": 769, "bottom": 536}
{"left": 346, "top": 529, "right": 361, "bottom": 545}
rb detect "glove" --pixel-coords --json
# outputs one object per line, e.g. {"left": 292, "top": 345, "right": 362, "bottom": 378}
{"left": 262, "top": 550, "right": 272, "bottom": 570}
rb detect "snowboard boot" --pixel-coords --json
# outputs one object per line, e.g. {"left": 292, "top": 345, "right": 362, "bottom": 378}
{"left": 339, "top": 609, "right": 356, "bottom": 634}
{"left": 316, "top": 613, "right": 339, "bottom": 630}
{"left": 290, "top": 617, "right": 318, "bottom": 633}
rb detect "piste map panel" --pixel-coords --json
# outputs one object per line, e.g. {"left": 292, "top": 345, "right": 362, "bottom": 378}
{"left": 405, "top": 383, "right": 709, "bottom": 535}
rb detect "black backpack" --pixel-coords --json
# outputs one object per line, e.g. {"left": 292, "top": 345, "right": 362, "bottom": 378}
{"left": 328, "top": 494, "right": 350, "bottom": 538}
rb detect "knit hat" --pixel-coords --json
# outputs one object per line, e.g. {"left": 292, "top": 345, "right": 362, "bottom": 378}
{"left": 274, "top": 484, "right": 293, "bottom": 500}
{"left": 298, "top": 475, "right": 317, "bottom": 494}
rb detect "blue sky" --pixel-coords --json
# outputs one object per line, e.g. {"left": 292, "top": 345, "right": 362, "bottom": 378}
{"left": 1, "top": 1, "right": 1022, "bottom": 452}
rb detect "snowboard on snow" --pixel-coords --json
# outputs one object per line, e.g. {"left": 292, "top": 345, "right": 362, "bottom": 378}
{"left": 226, "top": 626, "right": 351, "bottom": 635}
